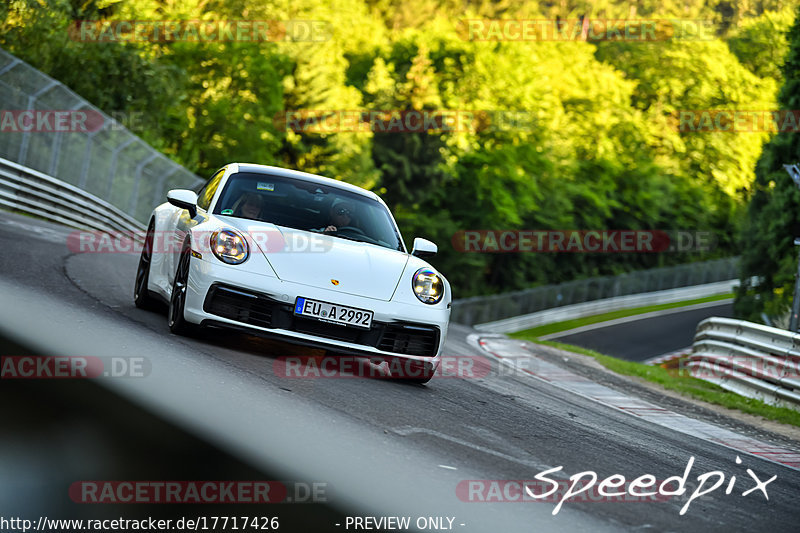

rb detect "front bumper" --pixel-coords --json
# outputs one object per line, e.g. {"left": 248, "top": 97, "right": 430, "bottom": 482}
{"left": 183, "top": 256, "right": 450, "bottom": 363}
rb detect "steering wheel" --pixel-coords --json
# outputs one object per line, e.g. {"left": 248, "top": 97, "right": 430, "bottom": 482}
{"left": 336, "top": 225, "right": 365, "bottom": 235}
{"left": 335, "top": 226, "right": 377, "bottom": 244}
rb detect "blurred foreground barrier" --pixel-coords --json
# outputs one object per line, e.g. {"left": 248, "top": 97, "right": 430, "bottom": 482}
{"left": 0, "top": 156, "right": 144, "bottom": 233}
{"left": 688, "top": 317, "right": 800, "bottom": 410}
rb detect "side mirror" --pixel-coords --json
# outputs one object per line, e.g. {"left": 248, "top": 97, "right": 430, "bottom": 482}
{"left": 411, "top": 237, "right": 437, "bottom": 258}
{"left": 167, "top": 189, "right": 199, "bottom": 218}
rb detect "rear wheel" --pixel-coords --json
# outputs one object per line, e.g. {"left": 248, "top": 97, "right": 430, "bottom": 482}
{"left": 134, "top": 221, "right": 158, "bottom": 310}
{"left": 168, "top": 243, "right": 195, "bottom": 335}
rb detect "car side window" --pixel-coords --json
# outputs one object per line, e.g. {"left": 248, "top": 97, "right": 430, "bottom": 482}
{"left": 196, "top": 169, "right": 225, "bottom": 211}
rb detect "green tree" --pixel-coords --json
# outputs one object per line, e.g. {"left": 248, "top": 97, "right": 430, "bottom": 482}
{"left": 727, "top": 6, "right": 795, "bottom": 83}
{"left": 736, "top": 4, "right": 800, "bottom": 324}
{"left": 0, "top": 0, "right": 185, "bottom": 156}
{"left": 1, "top": 0, "right": 785, "bottom": 297}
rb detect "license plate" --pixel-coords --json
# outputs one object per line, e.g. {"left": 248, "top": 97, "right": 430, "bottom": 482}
{"left": 294, "top": 297, "right": 373, "bottom": 329}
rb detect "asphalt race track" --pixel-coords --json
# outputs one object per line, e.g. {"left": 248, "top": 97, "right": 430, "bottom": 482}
{"left": 548, "top": 302, "right": 735, "bottom": 361}
{"left": 1, "top": 210, "right": 799, "bottom": 533}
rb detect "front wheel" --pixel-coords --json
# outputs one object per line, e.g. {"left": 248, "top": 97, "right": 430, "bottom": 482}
{"left": 168, "top": 244, "right": 195, "bottom": 335}
{"left": 388, "top": 358, "right": 437, "bottom": 384}
{"left": 134, "top": 221, "right": 158, "bottom": 310}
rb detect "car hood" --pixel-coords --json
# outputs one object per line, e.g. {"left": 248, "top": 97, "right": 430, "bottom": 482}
{"left": 224, "top": 219, "right": 409, "bottom": 301}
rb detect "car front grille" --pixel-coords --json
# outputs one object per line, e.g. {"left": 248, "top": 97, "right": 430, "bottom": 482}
{"left": 203, "top": 285, "right": 275, "bottom": 328}
{"left": 378, "top": 324, "right": 440, "bottom": 357}
{"left": 204, "top": 284, "right": 440, "bottom": 357}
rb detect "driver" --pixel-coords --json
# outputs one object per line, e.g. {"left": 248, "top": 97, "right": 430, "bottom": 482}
{"left": 233, "top": 192, "right": 264, "bottom": 220}
{"left": 319, "top": 199, "right": 356, "bottom": 234}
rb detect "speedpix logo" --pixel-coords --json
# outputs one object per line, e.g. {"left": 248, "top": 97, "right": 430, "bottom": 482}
{"left": 458, "top": 456, "right": 776, "bottom": 516}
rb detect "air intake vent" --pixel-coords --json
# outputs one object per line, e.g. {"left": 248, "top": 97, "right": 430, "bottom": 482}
{"left": 378, "top": 324, "right": 439, "bottom": 357}
{"left": 204, "top": 285, "right": 275, "bottom": 328}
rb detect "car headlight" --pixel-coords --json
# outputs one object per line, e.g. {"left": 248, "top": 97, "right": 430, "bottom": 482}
{"left": 412, "top": 267, "right": 444, "bottom": 304}
{"left": 211, "top": 229, "right": 249, "bottom": 265}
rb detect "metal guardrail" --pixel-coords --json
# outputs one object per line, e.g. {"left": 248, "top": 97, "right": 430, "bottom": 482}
{"left": 688, "top": 317, "right": 800, "bottom": 409}
{"left": 0, "top": 46, "right": 202, "bottom": 223}
{"left": 478, "top": 280, "right": 737, "bottom": 333}
{"left": 452, "top": 257, "right": 740, "bottom": 326}
{"left": 0, "top": 156, "right": 144, "bottom": 233}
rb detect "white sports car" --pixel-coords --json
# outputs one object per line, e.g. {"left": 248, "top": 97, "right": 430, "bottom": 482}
{"left": 134, "top": 163, "right": 451, "bottom": 383}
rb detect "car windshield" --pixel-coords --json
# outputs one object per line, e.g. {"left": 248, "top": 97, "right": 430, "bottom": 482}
{"left": 213, "top": 172, "right": 404, "bottom": 251}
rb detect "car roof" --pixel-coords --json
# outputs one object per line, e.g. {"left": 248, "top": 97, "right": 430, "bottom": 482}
{"left": 231, "top": 163, "right": 380, "bottom": 202}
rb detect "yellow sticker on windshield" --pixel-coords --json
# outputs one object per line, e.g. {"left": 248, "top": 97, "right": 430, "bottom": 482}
{"left": 257, "top": 182, "right": 275, "bottom": 191}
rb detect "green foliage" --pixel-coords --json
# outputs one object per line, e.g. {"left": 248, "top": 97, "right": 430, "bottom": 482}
{"left": 0, "top": 0, "right": 184, "bottom": 154}
{"left": 595, "top": 39, "right": 777, "bottom": 197}
{"left": 728, "top": 6, "right": 795, "bottom": 82}
{"left": 736, "top": 3, "right": 800, "bottom": 323}
{"left": 1, "top": 0, "right": 794, "bottom": 298}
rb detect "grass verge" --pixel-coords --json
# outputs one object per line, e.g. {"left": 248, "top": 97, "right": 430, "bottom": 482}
{"left": 523, "top": 293, "right": 733, "bottom": 338}
{"left": 510, "top": 336, "right": 800, "bottom": 428}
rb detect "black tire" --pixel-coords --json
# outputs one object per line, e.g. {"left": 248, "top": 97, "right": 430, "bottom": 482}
{"left": 388, "top": 358, "right": 437, "bottom": 384}
{"left": 168, "top": 242, "right": 195, "bottom": 335}
{"left": 404, "top": 366, "right": 435, "bottom": 384}
{"left": 134, "top": 221, "right": 158, "bottom": 310}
